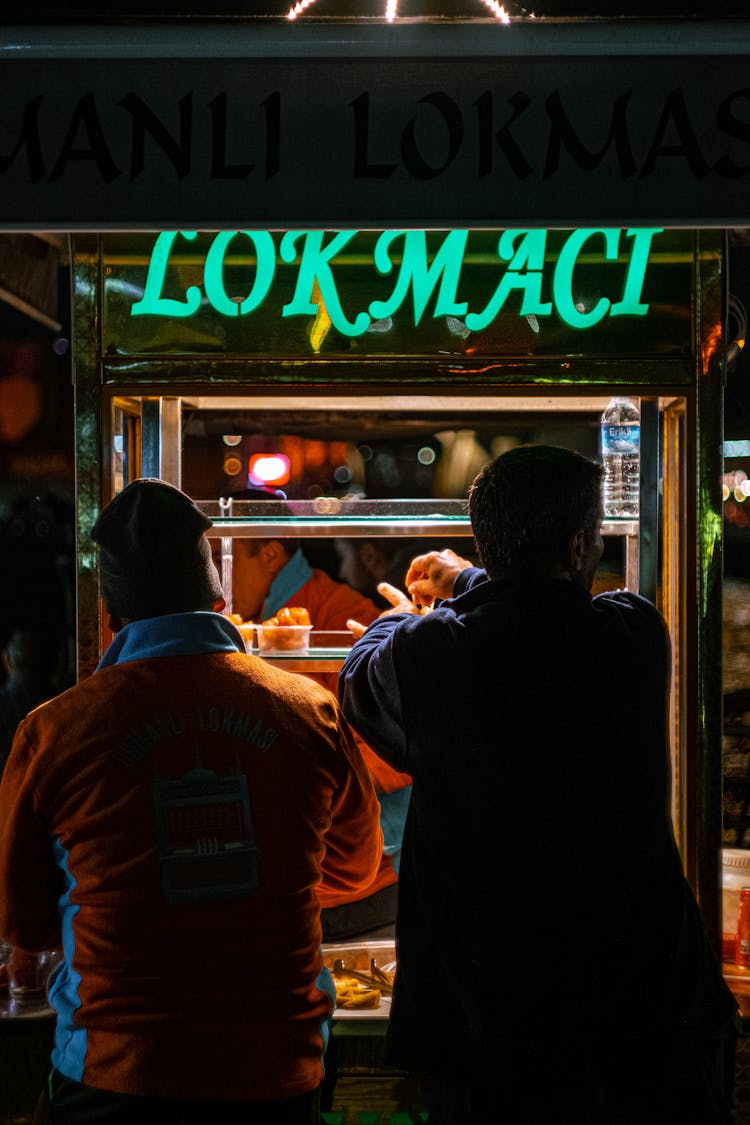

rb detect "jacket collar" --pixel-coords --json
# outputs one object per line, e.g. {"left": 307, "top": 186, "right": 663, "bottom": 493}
{"left": 97, "top": 611, "right": 245, "bottom": 670}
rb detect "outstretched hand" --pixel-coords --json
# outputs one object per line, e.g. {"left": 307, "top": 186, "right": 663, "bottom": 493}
{"left": 346, "top": 582, "right": 420, "bottom": 640}
{"left": 405, "top": 549, "right": 473, "bottom": 610}
{"left": 345, "top": 549, "right": 474, "bottom": 640}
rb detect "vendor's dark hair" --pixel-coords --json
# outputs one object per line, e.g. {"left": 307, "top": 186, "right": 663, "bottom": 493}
{"left": 468, "top": 444, "right": 602, "bottom": 580}
{"left": 242, "top": 537, "right": 301, "bottom": 560}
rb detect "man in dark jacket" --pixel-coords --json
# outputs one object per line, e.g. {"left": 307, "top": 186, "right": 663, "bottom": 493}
{"left": 339, "top": 444, "right": 735, "bottom": 1125}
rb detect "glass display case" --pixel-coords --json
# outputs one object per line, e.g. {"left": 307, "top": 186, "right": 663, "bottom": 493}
{"left": 192, "top": 490, "right": 639, "bottom": 670}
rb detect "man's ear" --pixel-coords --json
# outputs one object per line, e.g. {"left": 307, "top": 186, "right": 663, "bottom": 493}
{"left": 213, "top": 597, "right": 226, "bottom": 613}
{"left": 565, "top": 529, "right": 586, "bottom": 576}
{"left": 107, "top": 613, "right": 124, "bottom": 633}
{"left": 259, "top": 539, "right": 288, "bottom": 576}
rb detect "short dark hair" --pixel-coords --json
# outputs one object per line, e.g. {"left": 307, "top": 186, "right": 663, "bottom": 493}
{"left": 241, "top": 537, "right": 300, "bottom": 560}
{"left": 468, "top": 444, "right": 603, "bottom": 580}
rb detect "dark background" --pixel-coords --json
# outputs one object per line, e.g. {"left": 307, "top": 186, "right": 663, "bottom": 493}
{"left": 0, "top": 260, "right": 75, "bottom": 679}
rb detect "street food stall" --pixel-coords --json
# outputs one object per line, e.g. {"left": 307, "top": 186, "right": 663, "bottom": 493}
{"left": 66, "top": 223, "right": 724, "bottom": 1116}
{"left": 1, "top": 12, "right": 749, "bottom": 1122}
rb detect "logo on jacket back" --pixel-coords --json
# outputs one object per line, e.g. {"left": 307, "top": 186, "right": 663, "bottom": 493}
{"left": 153, "top": 754, "right": 260, "bottom": 904}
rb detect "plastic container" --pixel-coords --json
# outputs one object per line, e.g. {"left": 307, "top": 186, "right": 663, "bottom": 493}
{"left": 722, "top": 848, "right": 750, "bottom": 960}
{"left": 256, "top": 624, "right": 312, "bottom": 655}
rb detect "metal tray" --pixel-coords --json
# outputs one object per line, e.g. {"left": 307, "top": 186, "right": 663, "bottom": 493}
{"left": 321, "top": 940, "right": 396, "bottom": 1021}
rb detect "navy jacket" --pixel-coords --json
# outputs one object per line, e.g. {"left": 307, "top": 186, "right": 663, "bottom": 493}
{"left": 339, "top": 569, "right": 734, "bottom": 1080}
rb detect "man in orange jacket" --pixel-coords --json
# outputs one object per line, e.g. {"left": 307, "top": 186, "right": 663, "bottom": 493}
{"left": 0, "top": 478, "right": 383, "bottom": 1125}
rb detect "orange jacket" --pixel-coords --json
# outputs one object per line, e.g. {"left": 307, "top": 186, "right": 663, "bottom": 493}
{"left": 0, "top": 613, "right": 382, "bottom": 1101}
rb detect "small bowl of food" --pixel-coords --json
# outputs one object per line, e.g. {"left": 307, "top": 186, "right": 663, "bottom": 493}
{"left": 257, "top": 607, "right": 312, "bottom": 655}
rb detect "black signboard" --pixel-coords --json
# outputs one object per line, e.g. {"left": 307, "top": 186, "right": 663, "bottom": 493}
{"left": 1, "top": 23, "right": 749, "bottom": 228}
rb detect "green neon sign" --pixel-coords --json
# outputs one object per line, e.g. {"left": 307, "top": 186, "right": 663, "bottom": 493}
{"left": 131, "top": 227, "right": 662, "bottom": 334}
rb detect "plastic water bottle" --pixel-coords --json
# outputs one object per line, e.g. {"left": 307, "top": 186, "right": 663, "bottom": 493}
{"left": 600, "top": 397, "right": 640, "bottom": 518}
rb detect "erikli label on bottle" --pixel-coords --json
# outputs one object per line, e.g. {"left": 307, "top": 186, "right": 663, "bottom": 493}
{"left": 601, "top": 424, "right": 640, "bottom": 456}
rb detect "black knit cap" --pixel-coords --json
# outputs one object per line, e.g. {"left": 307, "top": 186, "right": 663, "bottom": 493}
{"left": 90, "top": 479, "right": 224, "bottom": 619}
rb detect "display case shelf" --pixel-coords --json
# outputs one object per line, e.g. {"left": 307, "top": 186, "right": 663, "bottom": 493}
{"left": 199, "top": 498, "right": 638, "bottom": 542}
